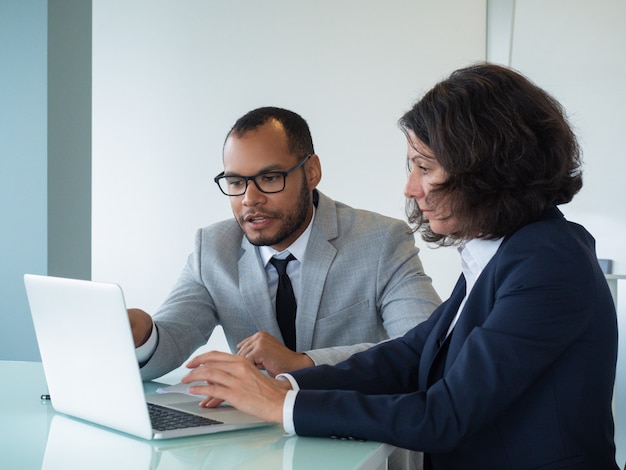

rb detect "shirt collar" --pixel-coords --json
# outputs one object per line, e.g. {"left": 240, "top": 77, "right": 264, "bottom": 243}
{"left": 259, "top": 207, "right": 315, "bottom": 266}
{"left": 458, "top": 237, "right": 503, "bottom": 292}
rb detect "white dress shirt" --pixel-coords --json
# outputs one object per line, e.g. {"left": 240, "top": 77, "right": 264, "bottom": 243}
{"left": 445, "top": 237, "right": 503, "bottom": 337}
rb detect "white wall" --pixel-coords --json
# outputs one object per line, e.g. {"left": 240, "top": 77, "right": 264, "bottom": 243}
{"left": 92, "top": 0, "right": 486, "bottom": 315}
{"left": 487, "top": 0, "right": 626, "bottom": 274}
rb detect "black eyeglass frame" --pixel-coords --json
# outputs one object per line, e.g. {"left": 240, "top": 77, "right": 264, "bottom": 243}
{"left": 213, "top": 154, "right": 312, "bottom": 196}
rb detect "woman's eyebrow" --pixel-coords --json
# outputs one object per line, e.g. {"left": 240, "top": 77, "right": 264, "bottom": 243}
{"left": 409, "top": 151, "right": 436, "bottom": 161}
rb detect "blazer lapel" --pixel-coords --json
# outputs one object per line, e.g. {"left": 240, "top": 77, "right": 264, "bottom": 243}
{"left": 238, "top": 239, "right": 283, "bottom": 340}
{"left": 296, "top": 192, "right": 338, "bottom": 351}
{"left": 446, "top": 257, "right": 499, "bottom": 363}
{"left": 420, "top": 275, "right": 466, "bottom": 388}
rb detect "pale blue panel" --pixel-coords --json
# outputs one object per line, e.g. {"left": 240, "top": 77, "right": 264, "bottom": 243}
{"left": 0, "top": 1, "right": 48, "bottom": 360}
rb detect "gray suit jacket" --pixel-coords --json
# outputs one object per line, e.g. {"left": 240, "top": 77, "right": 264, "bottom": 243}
{"left": 140, "top": 191, "right": 440, "bottom": 380}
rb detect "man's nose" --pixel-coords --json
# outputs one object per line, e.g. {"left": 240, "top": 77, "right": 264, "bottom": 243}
{"left": 242, "top": 179, "right": 265, "bottom": 205}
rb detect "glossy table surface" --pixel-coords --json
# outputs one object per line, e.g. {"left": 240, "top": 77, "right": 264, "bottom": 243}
{"left": 0, "top": 361, "right": 392, "bottom": 470}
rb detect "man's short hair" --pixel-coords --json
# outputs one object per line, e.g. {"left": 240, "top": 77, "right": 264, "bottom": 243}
{"left": 227, "top": 107, "right": 314, "bottom": 159}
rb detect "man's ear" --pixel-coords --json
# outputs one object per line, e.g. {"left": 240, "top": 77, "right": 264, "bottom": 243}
{"left": 305, "top": 154, "right": 322, "bottom": 190}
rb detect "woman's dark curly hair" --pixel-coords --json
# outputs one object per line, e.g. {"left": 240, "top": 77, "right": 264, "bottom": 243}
{"left": 399, "top": 63, "right": 582, "bottom": 246}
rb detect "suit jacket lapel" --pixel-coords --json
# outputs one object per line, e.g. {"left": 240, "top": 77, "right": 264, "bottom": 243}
{"left": 428, "top": 244, "right": 504, "bottom": 383}
{"left": 443, "top": 212, "right": 557, "bottom": 357}
{"left": 446, "top": 256, "right": 499, "bottom": 363}
{"left": 420, "top": 275, "right": 466, "bottom": 388}
{"left": 238, "top": 238, "right": 283, "bottom": 339}
{"left": 235, "top": 191, "right": 341, "bottom": 350}
{"left": 297, "top": 192, "right": 338, "bottom": 351}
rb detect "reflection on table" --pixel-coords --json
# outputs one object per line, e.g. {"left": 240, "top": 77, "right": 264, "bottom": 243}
{"left": 0, "top": 361, "right": 392, "bottom": 470}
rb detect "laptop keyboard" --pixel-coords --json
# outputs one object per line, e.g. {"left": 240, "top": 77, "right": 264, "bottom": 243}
{"left": 148, "top": 402, "right": 223, "bottom": 431}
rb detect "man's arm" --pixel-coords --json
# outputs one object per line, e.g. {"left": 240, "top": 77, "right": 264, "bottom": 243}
{"left": 305, "top": 218, "right": 441, "bottom": 366}
{"left": 136, "top": 228, "right": 223, "bottom": 381}
{"left": 376, "top": 219, "right": 442, "bottom": 335}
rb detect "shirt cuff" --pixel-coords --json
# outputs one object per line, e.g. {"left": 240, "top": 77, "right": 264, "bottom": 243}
{"left": 276, "top": 373, "right": 300, "bottom": 435}
{"left": 135, "top": 321, "right": 158, "bottom": 364}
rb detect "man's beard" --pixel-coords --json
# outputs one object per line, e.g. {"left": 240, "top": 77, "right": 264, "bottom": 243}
{"left": 244, "top": 179, "right": 312, "bottom": 247}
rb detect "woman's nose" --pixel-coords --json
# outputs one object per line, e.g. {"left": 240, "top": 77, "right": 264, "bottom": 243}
{"left": 404, "top": 170, "right": 424, "bottom": 200}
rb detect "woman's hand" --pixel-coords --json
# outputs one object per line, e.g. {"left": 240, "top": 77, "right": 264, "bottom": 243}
{"left": 182, "top": 351, "right": 292, "bottom": 423}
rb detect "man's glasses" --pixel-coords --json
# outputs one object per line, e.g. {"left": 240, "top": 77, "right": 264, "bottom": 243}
{"left": 214, "top": 155, "right": 311, "bottom": 196}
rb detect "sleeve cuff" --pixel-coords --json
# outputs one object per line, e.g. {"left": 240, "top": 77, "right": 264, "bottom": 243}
{"left": 135, "top": 321, "right": 158, "bottom": 365}
{"left": 282, "top": 390, "right": 298, "bottom": 435}
{"left": 276, "top": 373, "right": 299, "bottom": 435}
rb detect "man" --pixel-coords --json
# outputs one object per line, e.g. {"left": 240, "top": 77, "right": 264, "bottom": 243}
{"left": 129, "top": 106, "right": 440, "bottom": 382}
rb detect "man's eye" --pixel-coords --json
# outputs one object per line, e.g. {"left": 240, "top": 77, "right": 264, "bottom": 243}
{"left": 227, "top": 178, "right": 244, "bottom": 187}
{"left": 260, "top": 174, "right": 280, "bottom": 183}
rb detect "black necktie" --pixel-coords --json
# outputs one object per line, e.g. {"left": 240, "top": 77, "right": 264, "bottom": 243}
{"left": 269, "top": 254, "right": 297, "bottom": 351}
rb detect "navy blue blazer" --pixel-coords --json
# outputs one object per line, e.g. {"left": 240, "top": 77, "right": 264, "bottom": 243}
{"left": 290, "top": 208, "right": 618, "bottom": 469}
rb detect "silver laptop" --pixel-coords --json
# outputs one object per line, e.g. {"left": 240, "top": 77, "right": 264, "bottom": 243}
{"left": 24, "top": 273, "right": 271, "bottom": 440}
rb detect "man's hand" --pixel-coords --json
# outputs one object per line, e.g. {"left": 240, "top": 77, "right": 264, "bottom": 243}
{"left": 237, "top": 331, "right": 314, "bottom": 377}
{"left": 182, "top": 351, "right": 291, "bottom": 424}
{"left": 127, "top": 308, "right": 153, "bottom": 347}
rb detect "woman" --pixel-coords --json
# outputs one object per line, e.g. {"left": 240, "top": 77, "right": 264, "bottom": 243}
{"left": 183, "top": 63, "right": 619, "bottom": 469}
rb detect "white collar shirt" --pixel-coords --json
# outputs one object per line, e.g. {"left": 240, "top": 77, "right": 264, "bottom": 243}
{"left": 258, "top": 207, "right": 315, "bottom": 305}
{"left": 446, "top": 237, "right": 503, "bottom": 336}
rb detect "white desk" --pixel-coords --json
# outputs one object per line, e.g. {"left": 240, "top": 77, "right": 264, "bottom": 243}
{"left": 0, "top": 361, "right": 393, "bottom": 470}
